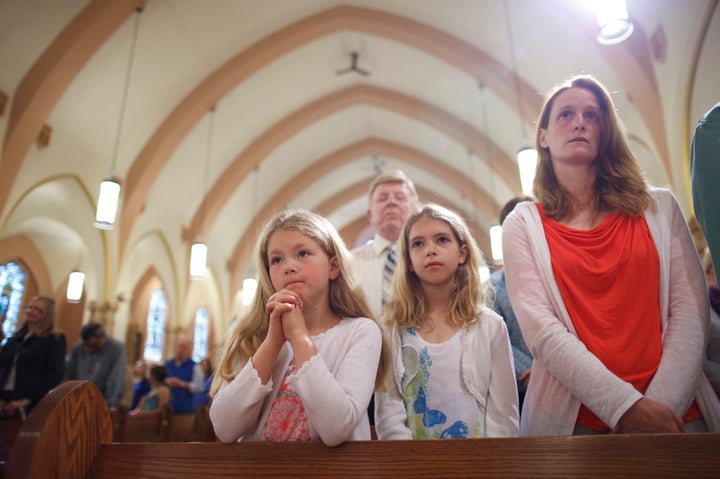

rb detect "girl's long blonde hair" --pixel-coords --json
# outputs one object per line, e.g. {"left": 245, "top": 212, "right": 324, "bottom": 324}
{"left": 534, "top": 74, "right": 652, "bottom": 221}
{"left": 211, "top": 209, "right": 389, "bottom": 395}
{"left": 383, "top": 203, "right": 486, "bottom": 330}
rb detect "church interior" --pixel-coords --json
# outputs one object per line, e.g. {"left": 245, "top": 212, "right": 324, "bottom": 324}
{"left": 0, "top": 0, "right": 718, "bottom": 368}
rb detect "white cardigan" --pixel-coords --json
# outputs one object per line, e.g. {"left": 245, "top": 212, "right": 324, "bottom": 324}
{"left": 503, "top": 187, "right": 720, "bottom": 436}
{"left": 210, "top": 317, "right": 382, "bottom": 446}
{"left": 374, "top": 306, "right": 520, "bottom": 439}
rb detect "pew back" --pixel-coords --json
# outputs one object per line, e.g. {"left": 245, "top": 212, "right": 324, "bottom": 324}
{"left": 8, "top": 381, "right": 720, "bottom": 479}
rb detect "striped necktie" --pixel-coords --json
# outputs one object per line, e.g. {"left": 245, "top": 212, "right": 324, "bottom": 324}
{"left": 382, "top": 243, "right": 398, "bottom": 306}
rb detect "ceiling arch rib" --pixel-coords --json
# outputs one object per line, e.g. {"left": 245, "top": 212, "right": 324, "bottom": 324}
{"left": 187, "top": 85, "right": 513, "bottom": 246}
{"left": 119, "top": 4, "right": 538, "bottom": 259}
{"left": 0, "top": 0, "right": 141, "bottom": 218}
{"left": 222, "top": 137, "right": 496, "bottom": 292}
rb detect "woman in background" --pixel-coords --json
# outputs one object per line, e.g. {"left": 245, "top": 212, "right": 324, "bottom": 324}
{"left": 0, "top": 296, "right": 66, "bottom": 417}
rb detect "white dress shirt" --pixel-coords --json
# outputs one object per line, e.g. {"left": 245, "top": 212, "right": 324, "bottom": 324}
{"left": 351, "top": 234, "right": 395, "bottom": 317}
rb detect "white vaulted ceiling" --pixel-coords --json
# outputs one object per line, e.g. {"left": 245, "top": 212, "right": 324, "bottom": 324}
{"left": 0, "top": 0, "right": 718, "bottom": 332}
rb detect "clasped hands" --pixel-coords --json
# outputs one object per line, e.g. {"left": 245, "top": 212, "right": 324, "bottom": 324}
{"left": 265, "top": 289, "right": 308, "bottom": 346}
{"left": 615, "top": 397, "right": 685, "bottom": 434}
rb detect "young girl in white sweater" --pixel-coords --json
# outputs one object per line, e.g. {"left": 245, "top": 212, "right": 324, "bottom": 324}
{"left": 375, "top": 204, "right": 518, "bottom": 439}
{"left": 210, "top": 209, "right": 387, "bottom": 446}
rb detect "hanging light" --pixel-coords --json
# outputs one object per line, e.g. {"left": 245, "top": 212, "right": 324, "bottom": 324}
{"left": 490, "top": 224, "right": 504, "bottom": 261}
{"left": 94, "top": 177, "right": 121, "bottom": 229}
{"left": 477, "top": 84, "right": 504, "bottom": 266}
{"left": 478, "top": 266, "right": 491, "bottom": 284}
{"left": 504, "top": 0, "right": 537, "bottom": 197}
{"left": 94, "top": 7, "right": 143, "bottom": 230}
{"left": 190, "top": 107, "right": 216, "bottom": 280}
{"left": 241, "top": 168, "right": 260, "bottom": 294}
{"left": 592, "top": 0, "right": 634, "bottom": 45}
{"left": 189, "top": 242, "right": 208, "bottom": 279}
{"left": 66, "top": 270, "right": 85, "bottom": 303}
{"left": 242, "top": 277, "right": 258, "bottom": 305}
{"left": 517, "top": 146, "right": 538, "bottom": 196}
{"left": 66, "top": 248, "right": 85, "bottom": 303}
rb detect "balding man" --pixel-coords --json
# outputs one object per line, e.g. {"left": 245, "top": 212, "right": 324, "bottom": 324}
{"left": 164, "top": 337, "right": 204, "bottom": 414}
{"left": 351, "top": 170, "right": 420, "bottom": 317}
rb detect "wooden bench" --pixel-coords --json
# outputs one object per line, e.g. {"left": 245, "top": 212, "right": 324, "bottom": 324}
{"left": 110, "top": 403, "right": 216, "bottom": 443}
{"left": 7, "top": 381, "right": 720, "bottom": 478}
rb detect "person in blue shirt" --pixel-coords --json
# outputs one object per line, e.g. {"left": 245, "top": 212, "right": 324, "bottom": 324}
{"left": 164, "top": 337, "right": 203, "bottom": 413}
{"left": 487, "top": 196, "right": 534, "bottom": 413}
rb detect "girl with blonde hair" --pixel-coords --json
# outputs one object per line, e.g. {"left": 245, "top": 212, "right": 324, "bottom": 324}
{"left": 210, "top": 209, "right": 387, "bottom": 446}
{"left": 375, "top": 203, "right": 519, "bottom": 439}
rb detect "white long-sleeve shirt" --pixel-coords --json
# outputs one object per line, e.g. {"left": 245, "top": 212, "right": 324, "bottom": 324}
{"left": 503, "top": 187, "right": 720, "bottom": 436}
{"left": 210, "top": 317, "right": 382, "bottom": 446}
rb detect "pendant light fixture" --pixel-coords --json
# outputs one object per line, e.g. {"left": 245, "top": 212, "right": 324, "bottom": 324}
{"left": 593, "top": 0, "right": 634, "bottom": 45}
{"left": 241, "top": 168, "right": 260, "bottom": 303}
{"left": 66, "top": 249, "right": 85, "bottom": 303}
{"left": 94, "top": 7, "right": 143, "bottom": 230}
{"left": 478, "top": 84, "right": 504, "bottom": 263}
{"left": 504, "top": 0, "right": 537, "bottom": 197}
{"left": 66, "top": 270, "right": 85, "bottom": 303}
{"left": 190, "top": 107, "right": 216, "bottom": 280}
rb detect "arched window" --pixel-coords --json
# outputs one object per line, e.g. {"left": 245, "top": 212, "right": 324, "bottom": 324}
{"left": 143, "top": 287, "right": 167, "bottom": 362}
{"left": 0, "top": 261, "right": 27, "bottom": 344}
{"left": 192, "top": 307, "right": 209, "bottom": 363}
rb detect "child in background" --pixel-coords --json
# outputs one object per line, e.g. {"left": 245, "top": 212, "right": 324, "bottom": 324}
{"left": 131, "top": 365, "right": 170, "bottom": 413}
{"left": 375, "top": 204, "right": 519, "bottom": 439}
{"left": 130, "top": 359, "right": 151, "bottom": 410}
{"left": 210, "top": 209, "right": 387, "bottom": 446}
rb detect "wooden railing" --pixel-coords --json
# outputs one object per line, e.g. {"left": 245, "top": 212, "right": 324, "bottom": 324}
{"left": 6, "top": 381, "right": 720, "bottom": 478}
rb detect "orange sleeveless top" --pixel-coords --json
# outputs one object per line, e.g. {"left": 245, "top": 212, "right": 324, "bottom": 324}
{"left": 540, "top": 206, "right": 700, "bottom": 432}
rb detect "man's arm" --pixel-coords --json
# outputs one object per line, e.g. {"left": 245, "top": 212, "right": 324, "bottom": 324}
{"left": 104, "top": 342, "right": 128, "bottom": 406}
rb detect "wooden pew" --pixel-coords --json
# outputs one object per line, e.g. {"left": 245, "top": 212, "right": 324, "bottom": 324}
{"left": 0, "top": 416, "right": 25, "bottom": 475}
{"left": 114, "top": 406, "right": 166, "bottom": 443}
{"left": 8, "top": 381, "right": 720, "bottom": 479}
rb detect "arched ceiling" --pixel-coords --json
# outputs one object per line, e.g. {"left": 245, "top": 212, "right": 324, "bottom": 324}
{"left": 1, "top": 0, "right": 718, "bottom": 303}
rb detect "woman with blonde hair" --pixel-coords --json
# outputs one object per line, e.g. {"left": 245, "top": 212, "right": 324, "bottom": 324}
{"left": 0, "top": 295, "right": 66, "bottom": 416}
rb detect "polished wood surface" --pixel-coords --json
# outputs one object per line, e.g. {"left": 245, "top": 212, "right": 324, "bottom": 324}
{"left": 7, "top": 381, "right": 720, "bottom": 479}
{"left": 7, "top": 381, "right": 112, "bottom": 479}
{"left": 88, "top": 434, "right": 720, "bottom": 479}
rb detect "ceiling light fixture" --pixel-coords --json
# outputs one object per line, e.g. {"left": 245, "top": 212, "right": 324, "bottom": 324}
{"left": 593, "top": 0, "right": 634, "bottom": 45}
{"left": 241, "top": 168, "right": 260, "bottom": 304}
{"left": 504, "top": 0, "right": 537, "bottom": 197}
{"left": 479, "top": 84, "right": 504, "bottom": 264}
{"left": 190, "top": 107, "right": 216, "bottom": 280}
{"left": 66, "top": 248, "right": 85, "bottom": 303}
{"left": 94, "top": 7, "right": 143, "bottom": 230}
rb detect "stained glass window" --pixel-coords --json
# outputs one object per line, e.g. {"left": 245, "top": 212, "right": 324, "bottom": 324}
{"left": 0, "top": 261, "right": 27, "bottom": 345}
{"left": 144, "top": 287, "right": 167, "bottom": 362}
{"left": 192, "top": 307, "right": 209, "bottom": 363}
